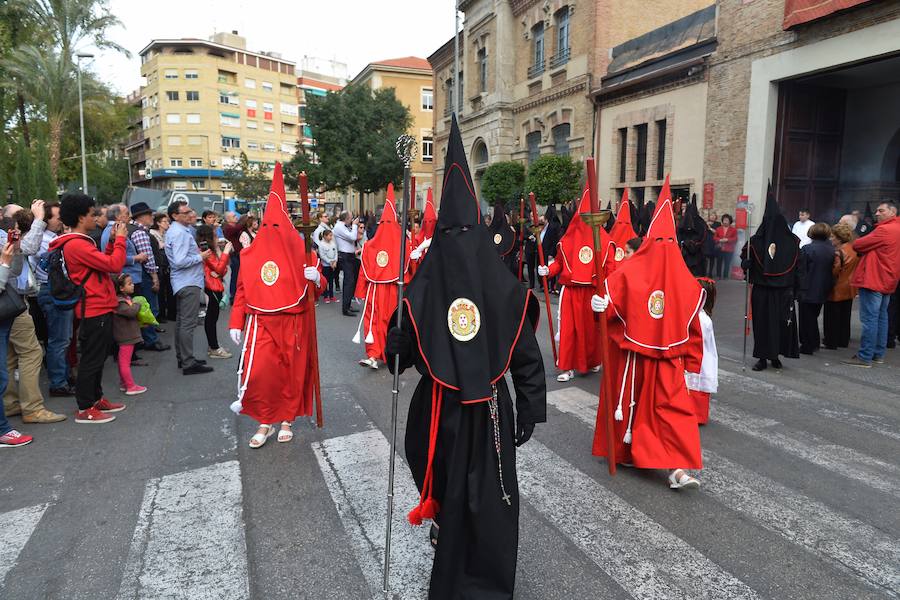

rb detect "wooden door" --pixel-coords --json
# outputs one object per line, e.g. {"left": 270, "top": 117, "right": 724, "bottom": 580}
{"left": 773, "top": 83, "right": 845, "bottom": 221}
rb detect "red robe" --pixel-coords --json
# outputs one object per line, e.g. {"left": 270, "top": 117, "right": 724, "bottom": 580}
{"left": 547, "top": 187, "right": 616, "bottom": 373}
{"left": 228, "top": 163, "right": 325, "bottom": 424}
{"left": 592, "top": 178, "right": 705, "bottom": 469}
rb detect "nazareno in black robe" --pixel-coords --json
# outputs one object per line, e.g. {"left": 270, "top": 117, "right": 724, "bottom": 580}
{"left": 677, "top": 195, "right": 708, "bottom": 276}
{"left": 741, "top": 183, "right": 800, "bottom": 361}
{"left": 388, "top": 115, "right": 546, "bottom": 600}
{"left": 488, "top": 202, "right": 518, "bottom": 275}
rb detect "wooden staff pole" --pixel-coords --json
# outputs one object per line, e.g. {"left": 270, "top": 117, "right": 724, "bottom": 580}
{"left": 528, "top": 192, "right": 557, "bottom": 364}
{"left": 297, "top": 171, "right": 323, "bottom": 428}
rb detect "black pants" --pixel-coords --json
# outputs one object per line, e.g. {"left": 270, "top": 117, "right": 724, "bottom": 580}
{"left": 158, "top": 270, "right": 177, "bottom": 321}
{"left": 75, "top": 313, "right": 113, "bottom": 411}
{"left": 823, "top": 299, "right": 852, "bottom": 349}
{"left": 798, "top": 302, "right": 823, "bottom": 354}
{"left": 322, "top": 265, "right": 335, "bottom": 299}
{"left": 27, "top": 296, "right": 47, "bottom": 346}
{"left": 205, "top": 289, "right": 222, "bottom": 350}
{"left": 888, "top": 286, "right": 899, "bottom": 347}
{"left": 340, "top": 252, "right": 359, "bottom": 312}
{"left": 715, "top": 250, "right": 733, "bottom": 279}
{"left": 525, "top": 258, "right": 537, "bottom": 289}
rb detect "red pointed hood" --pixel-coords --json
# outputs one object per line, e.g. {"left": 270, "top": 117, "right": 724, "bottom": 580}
{"left": 604, "top": 176, "right": 704, "bottom": 356}
{"left": 555, "top": 185, "right": 615, "bottom": 285}
{"left": 238, "top": 162, "right": 315, "bottom": 312}
{"left": 360, "top": 183, "right": 407, "bottom": 283}
{"left": 608, "top": 188, "right": 637, "bottom": 259}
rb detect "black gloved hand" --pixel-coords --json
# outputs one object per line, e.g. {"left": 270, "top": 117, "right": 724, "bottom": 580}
{"left": 385, "top": 326, "right": 411, "bottom": 358}
{"left": 515, "top": 421, "right": 535, "bottom": 447}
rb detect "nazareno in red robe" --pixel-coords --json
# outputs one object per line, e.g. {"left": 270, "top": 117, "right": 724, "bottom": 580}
{"left": 546, "top": 186, "right": 617, "bottom": 373}
{"left": 354, "top": 184, "right": 411, "bottom": 361}
{"left": 592, "top": 177, "right": 705, "bottom": 470}
{"left": 229, "top": 163, "right": 324, "bottom": 425}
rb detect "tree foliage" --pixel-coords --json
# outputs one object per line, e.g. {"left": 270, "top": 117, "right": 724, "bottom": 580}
{"left": 88, "top": 153, "right": 128, "bottom": 203}
{"left": 525, "top": 154, "right": 582, "bottom": 206}
{"left": 14, "top": 135, "right": 35, "bottom": 205}
{"left": 225, "top": 152, "right": 271, "bottom": 201}
{"left": 34, "top": 138, "right": 56, "bottom": 200}
{"left": 480, "top": 161, "right": 525, "bottom": 208}
{"left": 286, "top": 84, "right": 412, "bottom": 195}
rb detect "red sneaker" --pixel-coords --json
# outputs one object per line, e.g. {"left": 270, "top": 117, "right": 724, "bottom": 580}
{"left": 0, "top": 429, "right": 33, "bottom": 448}
{"left": 94, "top": 398, "right": 126, "bottom": 413}
{"left": 74, "top": 406, "right": 116, "bottom": 424}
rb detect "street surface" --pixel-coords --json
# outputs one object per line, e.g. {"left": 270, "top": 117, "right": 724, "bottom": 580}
{"left": 1, "top": 279, "right": 898, "bottom": 599}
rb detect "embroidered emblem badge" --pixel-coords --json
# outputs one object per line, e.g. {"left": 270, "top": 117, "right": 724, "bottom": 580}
{"left": 767, "top": 243, "right": 776, "bottom": 259}
{"left": 494, "top": 233, "right": 502, "bottom": 245}
{"left": 260, "top": 261, "right": 279, "bottom": 286}
{"left": 615, "top": 246, "right": 625, "bottom": 262}
{"left": 376, "top": 250, "right": 389, "bottom": 268}
{"left": 578, "top": 245, "right": 594, "bottom": 264}
{"left": 648, "top": 289, "right": 665, "bottom": 319}
{"left": 448, "top": 298, "right": 480, "bottom": 342}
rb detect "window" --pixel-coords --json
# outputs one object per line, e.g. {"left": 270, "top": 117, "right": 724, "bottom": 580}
{"left": 247, "top": 141, "right": 259, "bottom": 150}
{"left": 526, "top": 131, "right": 541, "bottom": 164}
{"left": 263, "top": 123, "right": 275, "bottom": 133}
{"left": 191, "top": 180, "right": 205, "bottom": 190}
{"left": 554, "top": 8, "right": 570, "bottom": 66}
{"left": 220, "top": 113, "right": 240, "bottom": 128}
{"left": 166, "top": 91, "right": 179, "bottom": 101}
{"left": 474, "top": 141, "right": 488, "bottom": 165}
{"left": 635, "top": 124, "right": 648, "bottom": 182}
{"left": 187, "top": 113, "right": 201, "bottom": 124}
{"left": 552, "top": 123, "right": 570, "bottom": 156}
{"left": 247, "top": 120, "right": 258, "bottom": 129}
{"left": 281, "top": 143, "right": 295, "bottom": 154}
{"left": 303, "top": 125, "right": 312, "bottom": 138}
{"left": 141, "top": 96, "right": 148, "bottom": 109}
{"left": 164, "top": 69, "right": 178, "bottom": 79}
{"left": 618, "top": 128, "right": 627, "bottom": 183}
{"left": 422, "top": 137, "right": 433, "bottom": 162}
{"left": 279, "top": 102, "right": 298, "bottom": 116}
{"left": 217, "top": 70, "right": 237, "bottom": 84}
{"left": 478, "top": 48, "right": 487, "bottom": 92}
{"left": 173, "top": 181, "right": 188, "bottom": 190}
{"left": 189, "top": 158, "right": 203, "bottom": 167}
{"left": 655, "top": 119, "right": 666, "bottom": 180}
{"left": 263, "top": 142, "right": 276, "bottom": 152}
{"left": 244, "top": 78, "right": 256, "bottom": 89}
{"left": 186, "top": 91, "right": 199, "bottom": 101}
{"left": 421, "top": 88, "right": 433, "bottom": 111}
{"left": 221, "top": 182, "right": 234, "bottom": 191}
{"left": 153, "top": 115, "right": 160, "bottom": 126}
{"left": 166, "top": 113, "right": 181, "bottom": 124}
{"left": 280, "top": 83, "right": 294, "bottom": 96}
{"left": 184, "top": 70, "right": 198, "bottom": 79}
{"left": 221, "top": 136, "right": 240, "bottom": 149}
{"left": 188, "top": 136, "right": 203, "bottom": 145}
{"left": 531, "top": 23, "right": 544, "bottom": 76}
{"left": 458, "top": 72, "right": 464, "bottom": 113}
{"left": 246, "top": 99, "right": 257, "bottom": 108}
{"left": 262, "top": 81, "right": 273, "bottom": 92}
{"left": 262, "top": 102, "right": 273, "bottom": 120}
{"left": 141, "top": 116, "right": 150, "bottom": 130}
{"left": 167, "top": 136, "right": 182, "bottom": 146}
{"left": 281, "top": 122, "right": 296, "bottom": 134}
{"left": 445, "top": 78, "right": 453, "bottom": 115}
{"left": 170, "top": 158, "right": 183, "bottom": 167}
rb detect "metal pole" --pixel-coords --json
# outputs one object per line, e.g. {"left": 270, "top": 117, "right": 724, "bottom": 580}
{"left": 741, "top": 203, "right": 752, "bottom": 372}
{"left": 383, "top": 134, "right": 416, "bottom": 599}
{"left": 206, "top": 135, "right": 212, "bottom": 191}
{"left": 453, "top": 1, "right": 460, "bottom": 116}
{"left": 76, "top": 55, "right": 92, "bottom": 194}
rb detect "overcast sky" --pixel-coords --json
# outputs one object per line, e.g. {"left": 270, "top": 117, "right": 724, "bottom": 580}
{"left": 89, "top": 0, "right": 458, "bottom": 95}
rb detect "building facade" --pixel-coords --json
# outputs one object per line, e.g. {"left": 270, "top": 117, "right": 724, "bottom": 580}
{"left": 348, "top": 57, "right": 434, "bottom": 212}
{"left": 134, "top": 31, "right": 300, "bottom": 197}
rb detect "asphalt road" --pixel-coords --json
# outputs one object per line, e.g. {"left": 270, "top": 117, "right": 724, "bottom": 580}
{"left": 1, "top": 278, "right": 898, "bottom": 599}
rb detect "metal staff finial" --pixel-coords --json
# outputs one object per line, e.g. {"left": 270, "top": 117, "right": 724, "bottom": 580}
{"left": 396, "top": 134, "right": 416, "bottom": 168}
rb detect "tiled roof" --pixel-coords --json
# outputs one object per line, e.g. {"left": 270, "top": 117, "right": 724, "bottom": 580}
{"left": 371, "top": 56, "right": 432, "bottom": 71}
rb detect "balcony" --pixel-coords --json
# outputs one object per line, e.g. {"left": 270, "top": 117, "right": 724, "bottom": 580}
{"left": 527, "top": 60, "right": 545, "bottom": 80}
{"left": 549, "top": 47, "right": 570, "bottom": 69}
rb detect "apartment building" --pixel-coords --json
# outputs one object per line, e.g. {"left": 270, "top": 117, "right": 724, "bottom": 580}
{"left": 134, "top": 31, "right": 300, "bottom": 197}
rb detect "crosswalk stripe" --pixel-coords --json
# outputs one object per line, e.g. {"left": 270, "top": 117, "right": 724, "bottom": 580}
{"left": 518, "top": 442, "right": 760, "bottom": 599}
{"left": 547, "top": 387, "right": 900, "bottom": 596}
{"left": 116, "top": 461, "right": 250, "bottom": 600}
{"left": 712, "top": 401, "right": 900, "bottom": 499}
{"left": 0, "top": 504, "right": 47, "bottom": 585}
{"left": 312, "top": 429, "right": 431, "bottom": 600}
{"left": 719, "top": 368, "right": 900, "bottom": 442}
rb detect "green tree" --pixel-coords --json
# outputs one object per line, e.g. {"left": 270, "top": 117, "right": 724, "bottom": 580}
{"left": 14, "top": 135, "right": 35, "bottom": 205}
{"left": 87, "top": 153, "right": 127, "bottom": 203}
{"left": 23, "top": 0, "right": 129, "bottom": 64}
{"left": 480, "top": 161, "right": 525, "bottom": 208}
{"left": 225, "top": 152, "right": 271, "bottom": 201}
{"left": 525, "top": 154, "right": 581, "bottom": 206}
{"left": 34, "top": 138, "right": 56, "bottom": 199}
{"left": 286, "top": 84, "right": 411, "bottom": 196}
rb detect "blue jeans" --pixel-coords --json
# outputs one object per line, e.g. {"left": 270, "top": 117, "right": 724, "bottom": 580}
{"left": 38, "top": 284, "right": 73, "bottom": 389}
{"left": 0, "top": 319, "right": 14, "bottom": 435}
{"left": 139, "top": 277, "right": 159, "bottom": 346}
{"left": 858, "top": 288, "right": 889, "bottom": 362}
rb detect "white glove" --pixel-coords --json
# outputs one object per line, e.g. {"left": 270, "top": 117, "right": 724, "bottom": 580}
{"left": 591, "top": 294, "right": 610, "bottom": 313}
{"left": 304, "top": 266, "right": 320, "bottom": 283}
{"left": 229, "top": 329, "right": 242, "bottom": 346}
{"left": 537, "top": 265, "right": 550, "bottom": 277}
{"left": 410, "top": 247, "right": 422, "bottom": 261}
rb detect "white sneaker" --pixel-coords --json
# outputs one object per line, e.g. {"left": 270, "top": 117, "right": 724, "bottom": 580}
{"left": 556, "top": 370, "right": 575, "bottom": 382}
{"left": 668, "top": 469, "right": 700, "bottom": 490}
{"left": 358, "top": 357, "right": 379, "bottom": 369}
{"left": 590, "top": 365, "right": 601, "bottom": 373}
{"left": 208, "top": 347, "right": 233, "bottom": 359}
{"left": 198, "top": 310, "right": 207, "bottom": 319}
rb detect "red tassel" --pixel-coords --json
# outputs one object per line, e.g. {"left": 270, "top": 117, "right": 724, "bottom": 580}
{"left": 407, "top": 505, "right": 424, "bottom": 526}
{"left": 421, "top": 497, "right": 440, "bottom": 520}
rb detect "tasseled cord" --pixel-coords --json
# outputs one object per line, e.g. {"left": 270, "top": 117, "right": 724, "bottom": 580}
{"left": 408, "top": 381, "right": 443, "bottom": 526}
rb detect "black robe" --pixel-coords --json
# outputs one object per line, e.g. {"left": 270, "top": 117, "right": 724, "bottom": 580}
{"left": 677, "top": 198, "right": 708, "bottom": 276}
{"left": 391, "top": 304, "right": 545, "bottom": 599}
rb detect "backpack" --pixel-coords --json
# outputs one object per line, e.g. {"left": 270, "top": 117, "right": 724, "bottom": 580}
{"left": 41, "top": 238, "right": 101, "bottom": 313}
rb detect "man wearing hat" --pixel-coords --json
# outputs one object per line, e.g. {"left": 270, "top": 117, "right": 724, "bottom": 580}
{"left": 129, "top": 202, "right": 170, "bottom": 352}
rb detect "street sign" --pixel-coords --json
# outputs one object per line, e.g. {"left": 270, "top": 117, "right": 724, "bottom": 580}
{"left": 702, "top": 183, "right": 714, "bottom": 210}
{"left": 735, "top": 194, "right": 749, "bottom": 229}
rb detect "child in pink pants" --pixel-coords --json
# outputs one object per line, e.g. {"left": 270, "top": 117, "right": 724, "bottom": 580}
{"left": 113, "top": 274, "right": 147, "bottom": 395}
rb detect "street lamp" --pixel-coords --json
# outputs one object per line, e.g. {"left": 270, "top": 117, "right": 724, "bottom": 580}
{"left": 76, "top": 53, "right": 94, "bottom": 194}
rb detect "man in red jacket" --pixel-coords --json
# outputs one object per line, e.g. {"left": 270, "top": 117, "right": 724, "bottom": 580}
{"left": 52, "top": 193, "right": 128, "bottom": 423}
{"left": 842, "top": 201, "right": 900, "bottom": 367}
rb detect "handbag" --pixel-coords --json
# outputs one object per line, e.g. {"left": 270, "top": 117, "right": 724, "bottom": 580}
{"left": 0, "top": 288, "right": 27, "bottom": 322}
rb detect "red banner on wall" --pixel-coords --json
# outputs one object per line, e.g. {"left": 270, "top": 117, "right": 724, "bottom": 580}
{"left": 735, "top": 195, "right": 749, "bottom": 229}
{"left": 702, "top": 183, "right": 714, "bottom": 210}
{"left": 783, "top": 0, "right": 875, "bottom": 29}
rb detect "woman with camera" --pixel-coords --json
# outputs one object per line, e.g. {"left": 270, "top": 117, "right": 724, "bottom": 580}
{"left": 196, "top": 225, "right": 234, "bottom": 360}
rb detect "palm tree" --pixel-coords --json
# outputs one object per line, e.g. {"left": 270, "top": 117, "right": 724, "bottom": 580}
{"left": 22, "top": 0, "right": 130, "bottom": 63}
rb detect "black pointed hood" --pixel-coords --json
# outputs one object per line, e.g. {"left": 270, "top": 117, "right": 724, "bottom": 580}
{"left": 677, "top": 194, "right": 707, "bottom": 275}
{"left": 403, "top": 115, "right": 539, "bottom": 402}
{"left": 544, "top": 203, "right": 560, "bottom": 225}
{"left": 748, "top": 182, "right": 799, "bottom": 287}
{"left": 488, "top": 202, "right": 516, "bottom": 256}
{"left": 604, "top": 200, "right": 616, "bottom": 232}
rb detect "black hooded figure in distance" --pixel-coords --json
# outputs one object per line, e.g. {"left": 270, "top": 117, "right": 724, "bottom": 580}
{"left": 677, "top": 194, "right": 708, "bottom": 276}
{"left": 386, "top": 115, "right": 547, "bottom": 600}
{"left": 488, "top": 202, "right": 518, "bottom": 275}
{"left": 741, "top": 184, "right": 800, "bottom": 367}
